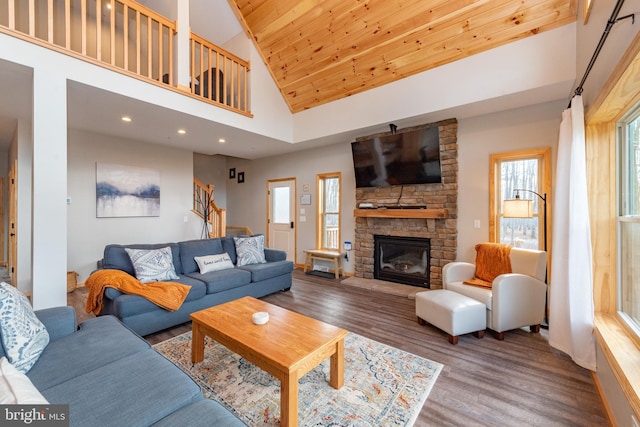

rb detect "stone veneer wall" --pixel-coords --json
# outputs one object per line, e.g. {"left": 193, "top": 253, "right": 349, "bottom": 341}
{"left": 353, "top": 118, "right": 458, "bottom": 289}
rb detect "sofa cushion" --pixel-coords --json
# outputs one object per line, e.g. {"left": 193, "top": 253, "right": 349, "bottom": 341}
{"left": 109, "top": 278, "right": 207, "bottom": 318}
{"left": 445, "top": 280, "right": 493, "bottom": 310}
{"left": 0, "top": 282, "right": 50, "bottom": 373}
{"left": 27, "top": 316, "right": 150, "bottom": 391}
{"left": 237, "top": 260, "right": 294, "bottom": 282}
{"left": 104, "top": 276, "right": 205, "bottom": 301}
{"left": 234, "top": 235, "right": 267, "bottom": 266}
{"left": 179, "top": 239, "right": 224, "bottom": 274}
{"left": 125, "top": 247, "right": 180, "bottom": 283}
{"left": 0, "top": 357, "right": 48, "bottom": 404}
{"left": 40, "top": 349, "right": 203, "bottom": 427}
{"left": 185, "top": 268, "right": 252, "bottom": 293}
{"left": 220, "top": 237, "right": 237, "bottom": 264}
{"left": 103, "top": 243, "right": 182, "bottom": 275}
{"left": 151, "top": 399, "right": 246, "bottom": 427}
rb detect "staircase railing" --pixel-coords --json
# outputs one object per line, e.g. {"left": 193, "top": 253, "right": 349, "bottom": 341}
{"left": 193, "top": 178, "right": 226, "bottom": 238}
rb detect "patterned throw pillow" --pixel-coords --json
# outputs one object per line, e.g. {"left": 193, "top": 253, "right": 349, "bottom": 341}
{"left": 0, "top": 283, "right": 50, "bottom": 373}
{"left": 194, "top": 253, "right": 235, "bottom": 274}
{"left": 234, "top": 235, "right": 267, "bottom": 266}
{"left": 124, "top": 247, "right": 180, "bottom": 283}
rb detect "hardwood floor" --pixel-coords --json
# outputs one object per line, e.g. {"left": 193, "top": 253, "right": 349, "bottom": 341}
{"left": 69, "top": 269, "right": 609, "bottom": 426}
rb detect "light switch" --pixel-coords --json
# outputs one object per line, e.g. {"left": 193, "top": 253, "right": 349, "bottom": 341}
{"left": 474, "top": 219, "right": 480, "bottom": 229}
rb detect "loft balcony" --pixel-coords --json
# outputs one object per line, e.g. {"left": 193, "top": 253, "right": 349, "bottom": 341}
{"left": 0, "top": 0, "right": 251, "bottom": 116}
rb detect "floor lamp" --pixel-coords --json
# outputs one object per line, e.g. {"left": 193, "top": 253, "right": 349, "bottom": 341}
{"left": 502, "top": 189, "right": 547, "bottom": 254}
{"left": 503, "top": 189, "right": 548, "bottom": 326}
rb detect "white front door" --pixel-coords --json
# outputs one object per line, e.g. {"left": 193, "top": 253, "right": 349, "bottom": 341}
{"left": 267, "top": 179, "right": 296, "bottom": 262}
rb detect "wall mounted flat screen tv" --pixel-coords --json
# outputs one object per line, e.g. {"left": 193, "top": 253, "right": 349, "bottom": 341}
{"left": 351, "top": 126, "right": 442, "bottom": 188}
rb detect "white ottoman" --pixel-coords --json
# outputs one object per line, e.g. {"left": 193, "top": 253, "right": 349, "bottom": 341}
{"left": 415, "top": 289, "right": 486, "bottom": 345}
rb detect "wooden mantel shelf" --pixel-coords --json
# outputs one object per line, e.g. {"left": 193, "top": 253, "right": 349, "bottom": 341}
{"left": 354, "top": 208, "right": 449, "bottom": 219}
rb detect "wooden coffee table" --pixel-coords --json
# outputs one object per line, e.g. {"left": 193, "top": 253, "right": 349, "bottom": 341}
{"left": 190, "top": 296, "right": 348, "bottom": 427}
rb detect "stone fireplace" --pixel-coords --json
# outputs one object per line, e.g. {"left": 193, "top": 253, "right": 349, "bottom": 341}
{"left": 353, "top": 119, "right": 458, "bottom": 289}
{"left": 374, "top": 235, "right": 431, "bottom": 287}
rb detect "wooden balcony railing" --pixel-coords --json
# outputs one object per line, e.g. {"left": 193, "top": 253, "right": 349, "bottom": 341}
{"left": 190, "top": 31, "right": 250, "bottom": 115}
{"left": 0, "top": 0, "right": 251, "bottom": 115}
{"left": 0, "top": 0, "right": 175, "bottom": 85}
{"left": 193, "top": 178, "right": 226, "bottom": 238}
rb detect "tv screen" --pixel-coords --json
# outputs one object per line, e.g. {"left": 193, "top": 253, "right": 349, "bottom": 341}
{"left": 351, "top": 126, "right": 442, "bottom": 188}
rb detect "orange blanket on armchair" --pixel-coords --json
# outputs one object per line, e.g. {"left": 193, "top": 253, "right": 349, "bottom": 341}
{"left": 463, "top": 243, "right": 512, "bottom": 289}
{"left": 85, "top": 269, "right": 191, "bottom": 315}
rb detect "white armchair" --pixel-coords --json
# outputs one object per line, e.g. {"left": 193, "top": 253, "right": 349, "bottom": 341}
{"left": 442, "top": 247, "right": 547, "bottom": 340}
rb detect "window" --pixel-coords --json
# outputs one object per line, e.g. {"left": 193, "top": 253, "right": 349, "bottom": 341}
{"left": 618, "top": 106, "right": 640, "bottom": 334}
{"left": 317, "top": 173, "right": 341, "bottom": 250}
{"left": 489, "top": 148, "right": 551, "bottom": 251}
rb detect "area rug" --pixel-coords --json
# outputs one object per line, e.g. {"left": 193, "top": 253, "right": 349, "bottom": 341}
{"left": 153, "top": 331, "right": 443, "bottom": 426}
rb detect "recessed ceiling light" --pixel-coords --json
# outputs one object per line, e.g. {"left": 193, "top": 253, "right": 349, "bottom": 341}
{"left": 218, "top": 138, "right": 226, "bottom": 143}
{"left": 121, "top": 116, "right": 132, "bottom": 122}
{"left": 178, "top": 129, "right": 187, "bottom": 135}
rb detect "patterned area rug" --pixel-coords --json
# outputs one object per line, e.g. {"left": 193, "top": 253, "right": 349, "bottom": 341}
{"left": 154, "top": 331, "right": 443, "bottom": 426}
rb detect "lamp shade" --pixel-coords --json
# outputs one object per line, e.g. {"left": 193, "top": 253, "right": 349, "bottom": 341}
{"left": 503, "top": 198, "right": 533, "bottom": 218}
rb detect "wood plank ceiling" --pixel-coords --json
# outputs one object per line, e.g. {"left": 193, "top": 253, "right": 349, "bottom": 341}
{"left": 228, "top": 0, "right": 578, "bottom": 113}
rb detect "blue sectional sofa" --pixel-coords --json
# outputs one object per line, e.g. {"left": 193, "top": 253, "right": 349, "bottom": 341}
{"left": 98, "top": 235, "right": 294, "bottom": 336}
{"left": 4, "top": 306, "right": 245, "bottom": 427}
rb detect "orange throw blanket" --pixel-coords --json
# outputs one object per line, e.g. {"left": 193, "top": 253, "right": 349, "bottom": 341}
{"left": 463, "top": 243, "right": 512, "bottom": 289}
{"left": 85, "top": 269, "right": 191, "bottom": 315}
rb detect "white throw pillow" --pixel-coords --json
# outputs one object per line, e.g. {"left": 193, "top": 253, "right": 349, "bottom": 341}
{"left": 0, "top": 283, "right": 50, "bottom": 374}
{"left": 124, "top": 247, "right": 180, "bottom": 283}
{"left": 0, "top": 357, "right": 48, "bottom": 404}
{"left": 194, "top": 253, "right": 234, "bottom": 274}
{"left": 234, "top": 235, "right": 267, "bottom": 266}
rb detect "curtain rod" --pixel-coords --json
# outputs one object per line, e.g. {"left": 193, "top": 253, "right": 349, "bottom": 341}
{"left": 569, "top": 0, "right": 634, "bottom": 107}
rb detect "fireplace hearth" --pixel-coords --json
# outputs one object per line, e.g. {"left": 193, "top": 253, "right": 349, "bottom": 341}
{"left": 374, "top": 235, "right": 430, "bottom": 287}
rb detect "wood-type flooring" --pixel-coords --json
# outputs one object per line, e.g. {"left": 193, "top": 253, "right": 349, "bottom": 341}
{"left": 69, "top": 269, "right": 609, "bottom": 426}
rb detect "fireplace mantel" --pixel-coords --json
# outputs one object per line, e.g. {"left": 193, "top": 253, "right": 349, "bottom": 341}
{"left": 353, "top": 208, "right": 448, "bottom": 219}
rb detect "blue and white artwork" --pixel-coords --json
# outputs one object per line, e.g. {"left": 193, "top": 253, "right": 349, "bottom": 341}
{"left": 96, "top": 163, "right": 160, "bottom": 217}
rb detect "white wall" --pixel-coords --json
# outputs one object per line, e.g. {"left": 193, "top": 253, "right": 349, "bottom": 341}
{"left": 193, "top": 153, "right": 228, "bottom": 208}
{"left": 227, "top": 143, "right": 356, "bottom": 268}
{"left": 457, "top": 100, "right": 562, "bottom": 262}
{"left": 32, "top": 69, "right": 68, "bottom": 310}
{"left": 67, "top": 129, "right": 200, "bottom": 281}
{"left": 13, "top": 119, "right": 33, "bottom": 292}
{"left": 227, "top": 101, "right": 563, "bottom": 269}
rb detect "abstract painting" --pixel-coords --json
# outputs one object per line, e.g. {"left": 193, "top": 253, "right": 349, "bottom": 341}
{"left": 96, "top": 163, "right": 160, "bottom": 217}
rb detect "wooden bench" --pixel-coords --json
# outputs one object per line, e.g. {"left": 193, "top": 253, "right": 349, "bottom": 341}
{"left": 303, "top": 249, "right": 343, "bottom": 279}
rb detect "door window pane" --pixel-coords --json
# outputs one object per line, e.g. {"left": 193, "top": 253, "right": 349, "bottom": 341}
{"left": 273, "top": 187, "right": 290, "bottom": 223}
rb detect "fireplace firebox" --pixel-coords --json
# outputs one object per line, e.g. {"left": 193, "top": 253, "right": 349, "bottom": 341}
{"left": 374, "top": 235, "right": 430, "bottom": 287}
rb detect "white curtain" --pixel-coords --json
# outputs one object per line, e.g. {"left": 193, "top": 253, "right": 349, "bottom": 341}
{"left": 549, "top": 95, "right": 596, "bottom": 371}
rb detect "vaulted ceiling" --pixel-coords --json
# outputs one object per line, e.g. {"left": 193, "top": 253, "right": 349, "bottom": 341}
{"left": 228, "top": 0, "right": 578, "bottom": 113}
